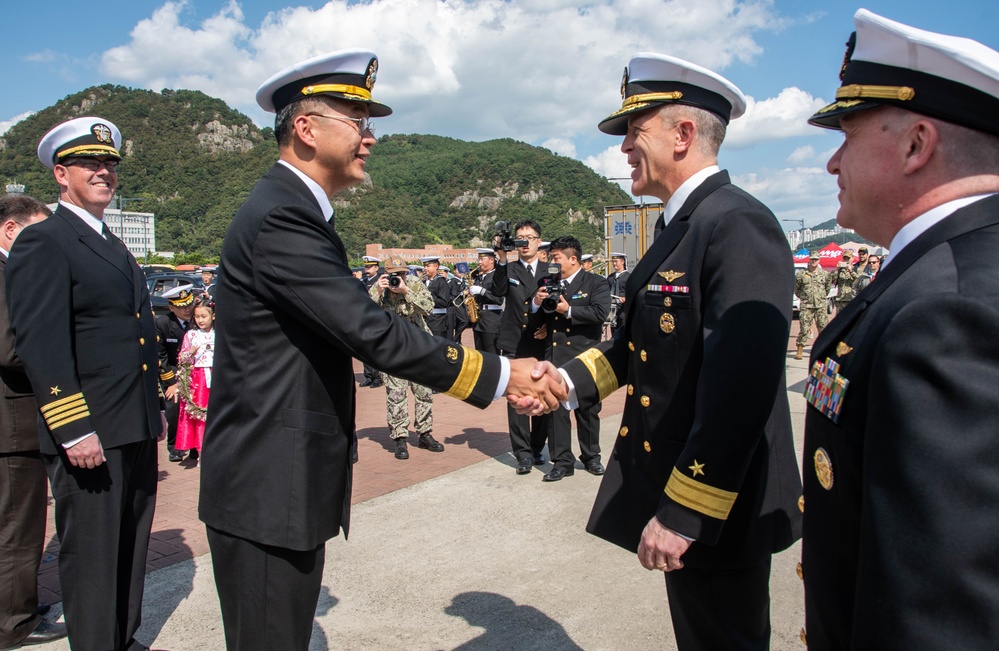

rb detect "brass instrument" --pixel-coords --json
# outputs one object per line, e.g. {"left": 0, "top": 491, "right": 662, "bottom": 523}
{"left": 454, "top": 268, "right": 482, "bottom": 323}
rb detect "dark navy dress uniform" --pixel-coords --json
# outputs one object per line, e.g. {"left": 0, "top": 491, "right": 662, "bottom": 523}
{"left": 471, "top": 267, "right": 503, "bottom": 355}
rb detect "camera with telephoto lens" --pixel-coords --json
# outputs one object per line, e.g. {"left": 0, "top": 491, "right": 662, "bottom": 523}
{"left": 388, "top": 273, "right": 404, "bottom": 288}
{"left": 494, "top": 220, "right": 519, "bottom": 252}
{"left": 538, "top": 263, "right": 563, "bottom": 313}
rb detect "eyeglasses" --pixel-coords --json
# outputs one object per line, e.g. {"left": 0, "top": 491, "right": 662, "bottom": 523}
{"left": 63, "top": 158, "right": 119, "bottom": 172}
{"left": 305, "top": 113, "right": 375, "bottom": 135}
{"left": 517, "top": 235, "right": 541, "bottom": 241}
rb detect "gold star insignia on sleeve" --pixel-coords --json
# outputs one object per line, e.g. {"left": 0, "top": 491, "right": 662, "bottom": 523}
{"left": 50, "top": 386, "right": 62, "bottom": 396}
{"left": 689, "top": 459, "right": 705, "bottom": 477}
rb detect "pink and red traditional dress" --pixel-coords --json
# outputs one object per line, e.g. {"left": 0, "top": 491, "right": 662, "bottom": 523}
{"left": 176, "top": 328, "right": 214, "bottom": 453}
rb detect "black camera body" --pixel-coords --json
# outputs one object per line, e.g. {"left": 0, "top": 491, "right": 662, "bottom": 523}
{"left": 538, "top": 263, "right": 563, "bottom": 313}
{"left": 495, "top": 220, "right": 517, "bottom": 252}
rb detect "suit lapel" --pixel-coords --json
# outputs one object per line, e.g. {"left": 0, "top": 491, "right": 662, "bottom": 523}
{"left": 57, "top": 207, "right": 135, "bottom": 284}
{"left": 267, "top": 163, "right": 348, "bottom": 261}
{"left": 814, "top": 195, "right": 999, "bottom": 357}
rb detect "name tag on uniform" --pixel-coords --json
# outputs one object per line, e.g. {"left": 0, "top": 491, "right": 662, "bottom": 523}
{"left": 166, "top": 338, "right": 179, "bottom": 343}
{"left": 571, "top": 293, "right": 588, "bottom": 299}
{"left": 804, "top": 357, "right": 849, "bottom": 423}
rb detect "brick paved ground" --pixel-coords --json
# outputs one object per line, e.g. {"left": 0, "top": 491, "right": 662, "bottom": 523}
{"left": 37, "top": 329, "right": 807, "bottom": 605}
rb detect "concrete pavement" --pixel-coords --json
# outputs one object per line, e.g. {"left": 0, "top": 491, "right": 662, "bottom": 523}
{"left": 31, "top": 342, "right": 812, "bottom": 650}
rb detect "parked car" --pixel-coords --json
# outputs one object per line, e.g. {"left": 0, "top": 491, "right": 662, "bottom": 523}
{"left": 145, "top": 273, "right": 204, "bottom": 316}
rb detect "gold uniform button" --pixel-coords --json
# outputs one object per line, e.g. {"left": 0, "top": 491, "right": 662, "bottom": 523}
{"left": 619, "top": 426, "right": 628, "bottom": 437}
{"left": 796, "top": 562, "right": 803, "bottom": 580}
{"left": 643, "top": 441, "right": 651, "bottom": 452}
{"left": 798, "top": 495, "right": 805, "bottom": 513}
{"left": 627, "top": 384, "right": 634, "bottom": 395}
{"left": 628, "top": 341, "right": 635, "bottom": 351}
{"left": 664, "top": 296, "right": 672, "bottom": 307}
{"left": 136, "top": 312, "right": 141, "bottom": 319}
{"left": 641, "top": 395, "right": 651, "bottom": 408}
{"left": 139, "top": 338, "right": 145, "bottom": 345}
{"left": 142, "top": 363, "right": 148, "bottom": 371}
{"left": 565, "top": 327, "right": 571, "bottom": 333}
{"left": 640, "top": 350, "right": 648, "bottom": 362}
{"left": 553, "top": 342, "right": 557, "bottom": 347}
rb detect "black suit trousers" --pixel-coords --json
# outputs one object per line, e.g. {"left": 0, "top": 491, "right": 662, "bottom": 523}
{"left": 549, "top": 402, "right": 602, "bottom": 469}
{"left": 46, "top": 438, "right": 157, "bottom": 651}
{"left": 504, "top": 354, "right": 549, "bottom": 462}
{"left": 164, "top": 396, "right": 180, "bottom": 453}
{"left": 0, "top": 451, "right": 46, "bottom": 647}
{"left": 208, "top": 526, "right": 325, "bottom": 651}
{"left": 664, "top": 559, "right": 772, "bottom": 651}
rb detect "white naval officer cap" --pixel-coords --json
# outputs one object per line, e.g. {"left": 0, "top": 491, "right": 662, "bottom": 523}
{"left": 599, "top": 53, "right": 747, "bottom": 136}
{"left": 475, "top": 248, "right": 497, "bottom": 257}
{"left": 581, "top": 254, "right": 593, "bottom": 262}
{"left": 362, "top": 255, "right": 381, "bottom": 265}
{"left": 37, "top": 117, "right": 122, "bottom": 170}
{"left": 256, "top": 49, "right": 393, "bottom": 117}
{"left": 809, "top": 9, "right": 999, "bottom": 135}
{"left": 419, "top": 256, "right": 440, "bottom": 264}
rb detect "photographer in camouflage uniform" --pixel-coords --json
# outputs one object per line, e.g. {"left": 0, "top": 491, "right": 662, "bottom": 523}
{"left": 369, "top": 258, "right": 445, "bottom": 460}
{"left": 794, "top": 251, "right": 830, "bottom": 360}
{"left": 831, "top": 249, "right": 859, "bottom": 315}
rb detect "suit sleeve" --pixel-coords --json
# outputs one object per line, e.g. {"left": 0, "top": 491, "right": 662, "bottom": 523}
{"left": 0, "top": 266, "right": 21, "bottom": 369}
{"left": 854, "top": 295, "right": 999, "bottom": 646}
{"left": 156, "top": 317, "right": 178, "bottom": 387}
{"left": 560, "top": 332, "right": 629, "bottom": 407}
{"left": 657, "top": 204, "right": 793, "bottom": 543}
{"left": 476, "top": 272, "right": 504, "bottom": 307}
{"left": 6, "top": 227, "right": 96, "bottom": 444}
{"left": 252, "top": 205, "right": 501, "bottom": 407}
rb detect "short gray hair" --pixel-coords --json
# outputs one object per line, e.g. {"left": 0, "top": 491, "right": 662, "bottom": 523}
{"left": 659, "top": 104, "right": 728, "bottom": 157}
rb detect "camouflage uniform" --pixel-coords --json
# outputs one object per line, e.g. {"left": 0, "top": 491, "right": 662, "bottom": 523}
{"left": 795, "top": 266, "right": 830, "bottom": 348}
{"left": 831, "top": 263, "right": 859, "bottom": 314}
{"left": 369, "top": 276, "right": 434, "bottom": 439}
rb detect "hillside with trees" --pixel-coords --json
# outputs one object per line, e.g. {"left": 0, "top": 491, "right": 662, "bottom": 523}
{"left": 0, "top": 86, "right": 629, "bottom": 261}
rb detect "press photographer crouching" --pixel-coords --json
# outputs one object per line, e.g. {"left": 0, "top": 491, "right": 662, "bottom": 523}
{"left": 531, "top": 236, "right": 611, "bottom": 482}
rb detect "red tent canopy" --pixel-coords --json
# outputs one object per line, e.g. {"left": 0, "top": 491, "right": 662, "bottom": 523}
{"left": 816, "top": 242, "right": 848, "bottom": 268}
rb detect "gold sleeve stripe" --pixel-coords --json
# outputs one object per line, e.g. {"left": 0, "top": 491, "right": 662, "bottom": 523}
{"left": 159, "top": 371, "right": 175, "bottom": 381}
{"left": 664, "top": 467, "right": 738, "bottom": 521}
{"left": 576, "top": 348, "right": 619, "bottom": 402}
{"left": 40, "top": 392, "right": 86, "bottom": 414}
{"left": 43, "top": 401, "right": 87, "bottom": 420}
{"left": 445, "top": 347, "right": 483, "bottom": 401}
{"left": 47, "top": 406, "right": 91, "bottom": 430}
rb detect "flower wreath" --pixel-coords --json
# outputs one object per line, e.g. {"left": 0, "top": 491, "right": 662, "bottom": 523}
{"left": 176, "top": 357, "right": 207, "bottom": 422}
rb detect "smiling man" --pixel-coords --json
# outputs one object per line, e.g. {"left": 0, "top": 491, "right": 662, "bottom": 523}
{"left": 200, "top": 50, "right": 564, "bottom": 650}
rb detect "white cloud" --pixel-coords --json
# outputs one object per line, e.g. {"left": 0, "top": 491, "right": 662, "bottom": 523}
{"left": 97, "top": 0, "right": 785, "bottom": 146}
{"left": 0, "top": 111, "right": 35, "bottom": 136}
{"left": 726, "top": 87, "right": 828, "bottom": 148}
{"left": 733, "top": 166, "right": 840, "bottom": 228}
{"left": 787, "top": 145, "right": 814, "bottom": 164}
{"left": 541, "top": 138, "right": 576, "bottom": 158}
{"left": 582, "top": 144, "right": 636, "bottom": 196}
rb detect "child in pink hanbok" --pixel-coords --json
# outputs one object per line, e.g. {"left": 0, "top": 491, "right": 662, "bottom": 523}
{"left": 176, "top": 295, "right": 215, "bottom": 465}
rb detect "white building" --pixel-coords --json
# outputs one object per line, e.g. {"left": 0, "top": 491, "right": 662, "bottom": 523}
{"left": 102, "top": 209, "right": 156, "bottom": 258}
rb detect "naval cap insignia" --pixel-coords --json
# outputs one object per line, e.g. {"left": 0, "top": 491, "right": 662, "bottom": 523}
{"left": 839, "top": 32, "right": 856, "bottom": 81}
{"left": 92, "top": 123, "right": 112, "bottom": 143}
{"left": 814, "top": 447, "right": 834, "bottom": 490}
{"left": 366, "top": 57, "right": 378, "bottom": 90}
{"left": 620, "top": 66, "right": 629, "bottom": 100}
{"left": 659, "top": 270, "right": 685, "bottom": 283}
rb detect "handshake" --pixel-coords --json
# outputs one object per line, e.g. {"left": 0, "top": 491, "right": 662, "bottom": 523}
{"left": 505, "top": 359, "right": 568, "bottom": 415}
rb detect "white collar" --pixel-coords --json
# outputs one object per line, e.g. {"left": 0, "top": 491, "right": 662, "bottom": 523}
{"left": 60, "top": 201, "right": 106, "bottom": 236}
{"left": 883, "top": 193, "right": 996, "bottom": 270}
{"left": 277, "top": 160, "right": 334, "bottom": 222}
{"left": 661, "top": 165, "right": 720, "bottom": 226}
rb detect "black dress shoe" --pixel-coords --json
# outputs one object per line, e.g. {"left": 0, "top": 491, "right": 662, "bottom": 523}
{"left": 542, "top": 466, "right": 574, "bottom": 482}
{"left": 370, "top": 379, "right": 383, "bottom": 388}
{"left": 394, "top": 438, "right": 409, "bottom": 460}
{"left": 168, "top": 451, "right": 184, "bottom": 462}
{"left": 584, "top": 461, "right": 605, "bottom": 475}
{"left": 359, "top": 378, "right": 373, "bottom": 387}
{"left": 18, "top": 620, "right": 68, "bottom": 646}
{"left": 417, "top": 433, "right": 444, "bottom": 452}
{"left": 188, "top": 448, "right": 199, "bottom": 461}
{"left": 516, "top": 458, "right": 532, "bottom": 475}
{"left": 532, "top": 454, "right": 546, "bottom": 465}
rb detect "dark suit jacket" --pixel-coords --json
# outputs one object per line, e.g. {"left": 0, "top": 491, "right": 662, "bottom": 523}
{"left": 540, "top": 270, "right": 610, "bottom": 366}
{"left": 6, "top": 205, "right": 162, "bottom": 454}
{"left": 493, "top": 259, "right": 547, "bottom": 358}
{"left": 562, "top": 171, "right": 802, "bottom": 568}
{"left": 199, "top": 163, "right": 501, "bottom": 551}
{"left": 472, "top": 268, "right": 503, "bottom": 334}
{"left": 0, "top": 252, "right": 38, "bottom": 453}
{"left": 802, "top": 195, "right": 999, "bottom": 650}
{"left": 156, "top": 312, "right": 187, "bottom": 388}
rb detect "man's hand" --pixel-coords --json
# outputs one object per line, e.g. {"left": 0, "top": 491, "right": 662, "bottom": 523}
{"left": 165, "top": 384, "right": 180, "bottom": 403}
{"left": 555, "top": 294, "right": 569, "bottom": 315}
{"left": 534, "top": 286, "right": 549, "bottom": 307}
{"left": 66, "top": 435, "right": 106, "bottom": 469}
{"left": 158, "top": 411, "right": 168, "bottom": 442}
{"left": 638, "top": 516, "right": 691, "bottom": 572}
{"left": 505, "top": 357, "right": 567, "bottom": 416}
{"left": 506, "top": 360, "right": 566, "bottom": 415}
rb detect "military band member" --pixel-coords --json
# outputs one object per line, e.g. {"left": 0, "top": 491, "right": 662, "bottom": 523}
{"left": 469, "top": 248, "right": 504, "bottom": 355}
{"left": 802, "top": 11, "right": 999, "bottom": 649}
{"left": 532, "top": 236, "right": 610, "bottom": 481}
{"left": 449, "top": 264, "right": 471, "bottom": 343}
{"left": 794, "top": 251, "right": 830, "bottom": 360}
{"left": 580, "top": 253, "right": 594, "bottom": 272}
{"left": 607, "top": 252, "right": 630, "bottom": 333}
{"left": 7, "top": 117, "right": 166, "bottom": 651}
{"left": 421, "top": 255, "right": 451, "bottom": 339}
{"left": 518, "top": 53, "right": 802, "bottom": 651}
{"left": 157, "top": 286, "right": 197, "bottom": 462}
{"left": 199, "top": 50, "right": 561, "bottom": 650}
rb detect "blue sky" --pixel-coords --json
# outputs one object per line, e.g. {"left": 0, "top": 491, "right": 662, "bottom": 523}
{"left": 4, "top": 0, "right": 997, "bottom": 229}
